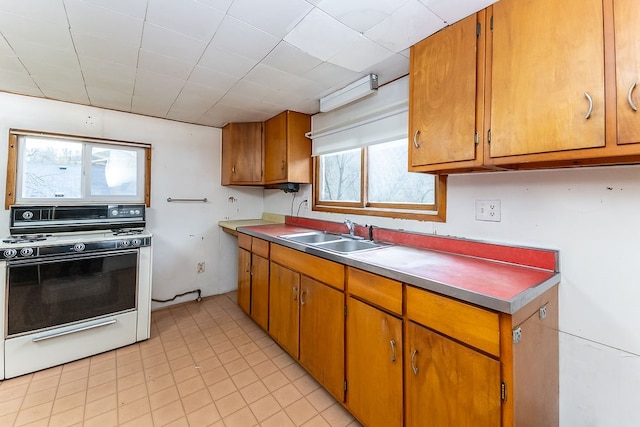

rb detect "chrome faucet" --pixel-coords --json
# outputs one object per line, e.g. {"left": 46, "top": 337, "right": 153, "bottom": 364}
{"left": 344, "top": 218, "right": 355, "bottom": 237}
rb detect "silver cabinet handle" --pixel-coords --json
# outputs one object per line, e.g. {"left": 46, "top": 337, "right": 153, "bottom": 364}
{"left": 410, "top": 349, "right": 419, "bottom": 375}
{"left": 32, "top": 319, "right": 116, "bottom": 342}
{"left": 300, "top": 290, "right": 306, "bottom": 306}
{"left": 413, "top": 130, "right": 420, "bottom": 148}
{"left": 628, "top": 82, "right": 638, "bottom": 112}
{"left": 281, "top": 160, "right": 285, "bottom": 170}
{"left": 232, "top": 165, "right": 236, "bottom": 174}
{"left": 390, "top": 340, "right": 396, "bottom": 362}
{"left": 292, "top": 286, "right": 298, "bottom": 301}
{"left": 584, "top": 92, "right": 593, "bottom": 120}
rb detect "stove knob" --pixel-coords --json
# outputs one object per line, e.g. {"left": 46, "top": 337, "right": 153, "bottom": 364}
{"left": 131, "top": 238, "right": 142, "bottom": 247}
{"left": 73, "top": 243, "right": 85, "bottom": 252}
{"left": 134, "top": 209, "right": 141, "bottom": 215}
{"left": 111, "top": 209, "right": 119, "bottom": 216}
{"left": 3, "top": 249, "right": 17, "bottom": 259}
{"left": 22, "top": 211, "right": 34, "bottom": 220}
{"left": 129, "top": 210, "right": 135, "bottom": 215}
{"left": 119, "top": 240, "right": 131, "bottom": 247}
{"left": 20, "top": 247, "right": 34, "bottom": 257}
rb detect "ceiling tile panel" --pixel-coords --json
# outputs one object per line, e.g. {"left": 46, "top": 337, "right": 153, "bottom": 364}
{"left": 73, "top": 33, "right": 140, "bottom": 66}
{"left": 146, "top": 0, "right": 224, "bottom": 42}
{"left": 198, "top": 44, "right": 258, "bottom": 78}
{"left": 228, "top": 0, "right": 312, "bottom": 38}
{"left": 10, "top": 40, "right": 80, "bottom": 72}
{"left": 141, "top": 23, "right": 207, "bottom": 63}
{"left": 284, "top": 8, "right": 361, "bottom": 61}
{"left": 365, "top": 0, "right": 445, "bottom": 53}
{"left": 327, "top": 35, "right": 394, "bottom": 72}
{"left": 79, "top": 56, "right": 137, "bottom": 89}
{"left": 420, "top": 0, "right": 496, "bottom": 23}
{"left": 262, "top": 42, "right": 323, "bottom": 76}
{"left": 65, "top": 0, "right": 144, "bottom": 45}
{"left": 131, "top": 94, "right": 174, "bottom": 117}
{"left": 77, "top": 0, "right": 148, "bottom": 19}
{"left": 0, "top": 56, "right": 26, "bottom": 73}
{"left": 188, "top": 65, "right": 239, "bottom": 92}
{"left": 0, "top": 12, "right": 74, "bottom": 50}
{"left": 0, "top": 69, "right": 42, "bottom": 96}
{"left": 362, "top": 52, "right": 409, "bottom": 83}
{"left": 86, "top": 85, "right": 133, "bottom": 111}
{"left": 0, "top": 0, "right": 67, "bottom": 24}
{"left": 133, "top": 69, "right": 185, "bottom": 101}
{"left": 210, "top": 16, "right": 280, "bottom": 62}
{"left": 138, "top": 49, "right": 194, "bottom": 80}
{"left": 317, "top": 0, "right": 408, "bottom": 33}
{"left": 193, "top": 0, "right": 234, "bottom": 13}
{"left": 303, "top": 62, "right": 361, "bottom": 92}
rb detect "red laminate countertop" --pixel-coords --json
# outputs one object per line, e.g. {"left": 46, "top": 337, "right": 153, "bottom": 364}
{"left": 237, "top": 223, "right": 560, "bottom": 314}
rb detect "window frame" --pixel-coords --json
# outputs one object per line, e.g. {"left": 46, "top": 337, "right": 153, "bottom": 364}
{"left": 6, "top": 130, "right": 152, "bottom": 209}
{"left": 312, "top": 144, "right": 447, "bottom": 222}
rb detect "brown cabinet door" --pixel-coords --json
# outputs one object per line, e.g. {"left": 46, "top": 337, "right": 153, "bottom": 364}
{"left": 222, "top": 122, "right": 263, "bottom": 185}
{"left": 409, "top": 13, "right": 482, "bottom": 168}
{"left": 299, "top": 276, "right": 345, "bottom": 401}
{"left": 346, "top": 297, "right": 402, "bottom": 427}
{"left": 250, "top": 254, "right": 269, "bottom": 331}
{"left": 264, "top": 112, "right": 288, "bottom": 183}
{"left": 268, "top": 262, "right": 300, "bottom": 358}
{"left": 489, "top": 0, "right": 605, "bottom": 158}
{"left": 237, "top": 248, "right": 251, "bottom": 314}
{"left": 615, "top": 0, "right": 640, "bottom": 145}
{"left": 405, "top": 321, "right": 501, "bottom": 427}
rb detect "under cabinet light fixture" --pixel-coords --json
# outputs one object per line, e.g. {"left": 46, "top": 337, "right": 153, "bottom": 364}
{"left": 319, "top": 74, "right": 379, "bottom": 112}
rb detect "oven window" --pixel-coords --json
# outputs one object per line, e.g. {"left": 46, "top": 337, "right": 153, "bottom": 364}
{"left": 6, "top": 252, "right": 138, "bottom": 337}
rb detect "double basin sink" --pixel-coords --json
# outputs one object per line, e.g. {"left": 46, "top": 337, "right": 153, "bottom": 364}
{"left": 279, "top": 231, "right": 386, "bottom": 254}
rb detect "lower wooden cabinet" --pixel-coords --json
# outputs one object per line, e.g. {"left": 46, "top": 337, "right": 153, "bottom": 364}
{"left": 299, "top": 276, "right": 345, "bottom": 401}
{"left": 346, "top": 296, "right": 403, "bottom": 427}
{"left": 237, "top": 247, "right": 251, "bottom": 315}
{"left": 237, "top": 233, "right": 270, "bottom": 330}
{"left": 405, "top": 321, "right": 501, "bottom": 426}
{"left": 250, "top": 254, "right": 269, "bottom": 330}
{"left": 268, "top": 262, "right": 300, "bottom": 357}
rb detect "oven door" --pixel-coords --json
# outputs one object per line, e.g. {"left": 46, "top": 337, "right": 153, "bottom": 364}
{"left": 6, "top": 250, "right": 139, "bottom": 337}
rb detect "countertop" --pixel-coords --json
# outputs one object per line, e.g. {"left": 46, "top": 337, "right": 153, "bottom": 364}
{"left": 218, "top": 213, "right": 285, "bottom": 235}
{"left": 237, "top": 223, "right": 560, "bottom": 315}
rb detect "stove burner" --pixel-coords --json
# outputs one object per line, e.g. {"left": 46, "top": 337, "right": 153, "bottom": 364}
{"left": 112, "top": 228, "right": 144, "bottom": 236}
{"left": 2, "top": 234, "right": 51, "bottom": 244}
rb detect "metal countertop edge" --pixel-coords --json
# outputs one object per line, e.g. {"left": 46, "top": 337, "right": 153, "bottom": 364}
{"left": 237, "top": 227, "right": 561, "bottom": 315}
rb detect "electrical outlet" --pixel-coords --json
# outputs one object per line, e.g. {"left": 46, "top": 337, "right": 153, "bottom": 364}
{"left": 197, "top": 262, "right": 205, "bottom": 273}
{"left": 303, "top": 199, "right": 309, "bottom": 209}
{"left": 475, "top": 200, "right": 501, "bottom": 222}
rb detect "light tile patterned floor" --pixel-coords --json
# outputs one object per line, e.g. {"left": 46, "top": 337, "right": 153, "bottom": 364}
{"left": 0, "top": 292, "right": 363, "bottom": 427}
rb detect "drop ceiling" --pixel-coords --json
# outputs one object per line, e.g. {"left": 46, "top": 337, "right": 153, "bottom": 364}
{"left": 0, "top": 0, "right": 495, "bottom": 128}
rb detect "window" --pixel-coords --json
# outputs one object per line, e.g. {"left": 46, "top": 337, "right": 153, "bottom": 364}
{"left": 311, "top": 76, "right": 445, "bottom": 221}
{"left": 315, "top": 139, "right": 446, "bottom": 221}
{"left": 6, "top": 130, "right": 151, "bottom": 208}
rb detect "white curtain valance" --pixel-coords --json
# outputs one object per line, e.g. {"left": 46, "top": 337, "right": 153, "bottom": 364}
{"left": 310, "top": 75, "right": 409, "bottom": 156}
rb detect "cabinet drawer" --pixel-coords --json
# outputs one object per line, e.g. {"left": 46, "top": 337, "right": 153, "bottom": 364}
{"left": 406, "top": 286, "right": 500, "bottom": 357}
{"left": 347, "top": 267, "right": 402, "bottom": 315}
{"left": 271, "top": 244, "right": 344, "bottom": 290}
{"left": 238, "top": 233, "right": 252, "bottom": 250}
{"left": 252, "top": 238, "right": 269, "bottom": 258}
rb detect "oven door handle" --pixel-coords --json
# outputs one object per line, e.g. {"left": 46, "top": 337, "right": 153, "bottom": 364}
{"left": 31, "top": 318, "right": 117, "bottom": 342}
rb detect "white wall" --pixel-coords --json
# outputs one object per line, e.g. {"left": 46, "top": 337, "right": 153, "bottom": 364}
{"left": 0, "top": 93, "right": 265, "bottom": 309}
{"left": 264, "top": 165, "right": 640, "bottom": 426}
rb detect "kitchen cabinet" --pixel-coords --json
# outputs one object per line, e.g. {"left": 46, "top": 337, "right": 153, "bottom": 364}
{"left": 409, "top": 12, "right": 486, "bottom": 172}
{"left": 221, "top": 122, "right": 263, "bottom": 185}
{"left": 269, "top": 244, "right": 345, "bottom": 400}
{"left": 346, "top": 268, "right": 403, "bottom": 427}
{"left": 406, "top": 285, "right": 558, "bottom": 426}
{"left": 487, "top": 0, "right": 605, "bottom": 162}
{"left": 264, "top": 111, "right": 312, "bottom": 184}
{"left": 237, "top": 233, "right": 269, "bottom": 330}
{"left": 614, "top": 0, "right": 640, "bottom": 145}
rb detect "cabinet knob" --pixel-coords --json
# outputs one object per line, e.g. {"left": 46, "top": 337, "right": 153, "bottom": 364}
{"left": 628, "top": 82, "right": 638, "bottom": 112}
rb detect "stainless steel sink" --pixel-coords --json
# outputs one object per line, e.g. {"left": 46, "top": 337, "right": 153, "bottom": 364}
{"left": 280, "top": 231, "right": 386, "bottom": 253}
{"left": 314, "top": 239, "right": 382, "bottom": 254}
{"left": 279, "top": 231, "right": 343, "bottom": 244}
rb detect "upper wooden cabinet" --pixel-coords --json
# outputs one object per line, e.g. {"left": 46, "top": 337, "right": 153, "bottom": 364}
{"left": 221, "top": 122, "right": 263, "bottom": 185}
{"left": 409, "top": 12, "right": 486, "bottom": 172}
{"left": 487, "top": 0, "right": 605, "bottom": 162}
{"left": 409, "top": 0, "right": 640, "bottom": 173}
{"left": 614, "top": 0, "right": 640, "bottom": 145}
{"left": 264, "top": 110, "right": 312, "bottom": 184}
